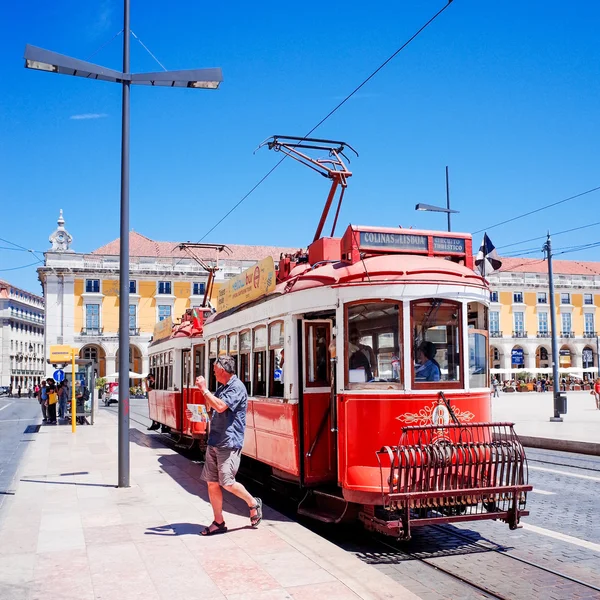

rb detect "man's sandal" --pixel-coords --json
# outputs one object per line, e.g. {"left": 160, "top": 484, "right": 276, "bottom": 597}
{"left": 250, "top": 498, "right": 263, "bottom": 527}
{"left": 201, "top": 521, "right": 228, "bottom": 536}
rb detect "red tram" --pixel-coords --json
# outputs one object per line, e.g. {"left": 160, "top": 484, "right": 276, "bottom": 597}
{"left": 147, "top": 138, "right": 531, "bottom": 539}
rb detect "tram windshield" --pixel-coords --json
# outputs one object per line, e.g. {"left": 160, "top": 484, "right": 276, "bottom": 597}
{"left": 345, "top": 301, "right": 401, "bottom": 386}
{"left": 411, "top": 299, "right": 461, "bottom": 386}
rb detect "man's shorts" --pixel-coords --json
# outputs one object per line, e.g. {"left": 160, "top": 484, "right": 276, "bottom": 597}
{"left": 201, "top": 446, "right": 241, "bottom": 487}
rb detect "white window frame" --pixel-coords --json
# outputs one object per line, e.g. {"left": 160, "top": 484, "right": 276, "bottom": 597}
{"left": 514, "top": 311, "right": 524, "bottom": 333}
{"left": 513, "top": 291, "right": 524, "bottom": 304}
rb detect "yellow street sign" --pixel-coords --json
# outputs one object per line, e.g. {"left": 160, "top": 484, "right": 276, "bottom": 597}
{"left": 49, "top": 344, "right": 74, "bottom": 362}
{"left": 217, "top": 256, "right": 276, "bottom": 312}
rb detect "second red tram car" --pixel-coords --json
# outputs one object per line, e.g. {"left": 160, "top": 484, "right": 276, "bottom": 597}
{"left": 148, "top": 223, "right": 531, "bottom": 539}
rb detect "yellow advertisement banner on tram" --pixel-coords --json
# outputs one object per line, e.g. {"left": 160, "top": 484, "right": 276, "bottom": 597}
{"left": 153, "top": 316, "right": 173, "bottom": 342}
{"left": 217, "top": 256, "right": 276, "bottom": 312}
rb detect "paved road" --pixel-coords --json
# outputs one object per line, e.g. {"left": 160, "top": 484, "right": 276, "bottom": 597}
{"left": 0, "top": 397, "right": 42, "bottom": 517}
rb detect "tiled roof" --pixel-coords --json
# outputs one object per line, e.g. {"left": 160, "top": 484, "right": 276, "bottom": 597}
{"left": 497, "top": 257, "right": 600, "bottom": 276}
{"left": 91, "top": 232, "right": 300, "bottom": 262}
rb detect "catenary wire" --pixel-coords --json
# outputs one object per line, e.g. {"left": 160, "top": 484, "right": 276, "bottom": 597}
{"left": 0, "top": 237, "right": 44, "bottom": 264}
{"left": 187, "top": 1, "right": 455, "bottom": 250}
{"left": 472, "top": 185, "right": 600, "bottom": 235}
{"left": 497, "top": 220, "right": 600, "bottom": 250}
{"left": 0, "top": 261, "right": 43, "bottom": 272}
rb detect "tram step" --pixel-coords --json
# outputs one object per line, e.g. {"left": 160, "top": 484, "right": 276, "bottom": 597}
{"left": 297, "top": 490, "right": 356, "bottom": 524}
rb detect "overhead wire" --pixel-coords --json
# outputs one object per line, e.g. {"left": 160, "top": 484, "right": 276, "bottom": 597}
{"left": 130, "top": 30, "right": 168, "bottom": 71}
{"left": 497, "top": 220, "right": 600, "bottom": 251}
{"left": 86, "top": 29, "right": 124, "bottom": 61}
{"left": 188, "top": 0, "right": 455, "bottom": 250}
{"left": 472, "top": 185, "right": 600, "bottom": 235}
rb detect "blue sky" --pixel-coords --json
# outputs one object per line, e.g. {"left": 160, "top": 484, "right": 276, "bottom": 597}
{"left": 1, "top": 1, "right": 599, "bottom": 293}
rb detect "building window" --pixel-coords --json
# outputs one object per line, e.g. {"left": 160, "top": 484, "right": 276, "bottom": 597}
{"left": 561, "top": 312, "right": 572, "bottom": 334}
{"left": 130, "top": 280, "right": 137, "bottom": 294}
{"left": 560, "top": 293, "right": 571, "bottom": 305}
{"left": 538, "top": 312, "right": 548, "bottom": 333}
{"left": 584, "top": 293, "right": 593, "bottom": 305}
{"left": 514, "top": 312, "right": 524, "bottom": 334}
{"left": 158, "top": 305, "right": 171, "bottom": 321}
{"left": 85, "top": 304, "right": 100, "bottom": 331}
{"left": 129, "top": 304, "right": 136, "bottom": 332}
{"left": 584, "top": 313, "right": 595, "bottom": 334}
{"left": 157, "top": 281, "right": 171, "bottom": 295}
{"left": 537, "top": 292, "right": 547, "bottom": 304}
{"left": 490, "top": 311, "right": 500, "bottom": 333}
{"left": 85, "top": 279, "right": 100, "bottom": 293}
{"left": 490, "top": 291, "right": 499, "bottom": 303}
{"left": 513, "top": 292, "right": 524, "bottom": 303}
{"left": 193, "top": 282, "right": 205, "bottom": 296}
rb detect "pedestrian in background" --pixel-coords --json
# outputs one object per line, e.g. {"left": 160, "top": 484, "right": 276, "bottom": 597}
{"left": 39, "top": 381, "right": 48, "bottom": 422}
{"left": 17, "top": 385, "right": 21, "bottom": 398}
{"left": 492, "top": 377, "right": 500, "bottom": 398}
{"left": 46, "top": 379, "right": 57, "bottom": 424}
{"left": 593, "top": 378, "right": 600, "bottom": 410}
{"left": 57, "top": 382, "right": 68, "bottom": 420}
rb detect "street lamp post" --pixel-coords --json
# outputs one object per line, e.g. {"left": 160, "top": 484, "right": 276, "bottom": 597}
{"left": 415, "top": 167, "right": 458, "bottom": 232}
{"left": 24, "top": 1, "right": 222, "bottom": 487}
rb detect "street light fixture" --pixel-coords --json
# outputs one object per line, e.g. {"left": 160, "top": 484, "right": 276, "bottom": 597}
{"left": 414, "top": 166, "right": 459, "bottom": 232}
{"left": 24, "top": 1, "right": 222, "bottom": 488}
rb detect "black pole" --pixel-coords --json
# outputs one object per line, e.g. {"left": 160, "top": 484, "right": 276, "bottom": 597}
{"left": 118, "top": 0, "right": 131, "bottom": 487}
{"left": 445, "top": 165, "right": 451, "bottom": 232}
{"left": 544, "top": 233, "right": 563, "bottom": 422}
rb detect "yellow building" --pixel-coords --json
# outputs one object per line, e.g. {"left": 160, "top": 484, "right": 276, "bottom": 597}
{"left": 487, "top": 257, "right": 600, "bottom": 378}
{"left": 38, "top": 212, "right": 295, "bottom": 378}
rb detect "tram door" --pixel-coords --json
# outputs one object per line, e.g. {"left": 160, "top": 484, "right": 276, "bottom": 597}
{"left": 181, "top": 349, "right": 192, "bottom": 431}
{"left": 302, "top": 319, "right": 336, "bottom": 485}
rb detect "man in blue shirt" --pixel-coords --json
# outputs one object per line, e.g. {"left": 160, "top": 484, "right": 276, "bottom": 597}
{"left": 415, "top": 341, "right": 441, "bottom": 382}
{"left": 195, "top": 355, "right": 262, "bottom": 536}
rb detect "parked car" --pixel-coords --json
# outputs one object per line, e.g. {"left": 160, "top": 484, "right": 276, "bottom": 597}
{"left": 0, "top": 386, "right": 10, "bottom": 397}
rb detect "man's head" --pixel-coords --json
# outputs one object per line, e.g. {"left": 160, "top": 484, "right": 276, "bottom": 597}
{"left": 214, "top": 355, "right": 236, "bottom": 384}
{"left": 349, "top": 327, "right": 360, "bottom": 345}
{"left": 418, "top": 341, "right": 436, "bottom": 362}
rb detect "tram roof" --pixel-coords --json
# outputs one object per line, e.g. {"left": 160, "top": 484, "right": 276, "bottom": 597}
{"left": 206, "top": 253, "right": 486, "bottom": 324}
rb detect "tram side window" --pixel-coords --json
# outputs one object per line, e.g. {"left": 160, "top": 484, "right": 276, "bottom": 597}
{"left": 194, "top": 345, "right": 205, "bottom": 379}
{"left": 306, "top": 323, "right": 330, "bottom": 387}
{"left": 253, "top": 326, "right": 267, "bottom": 396}
{"left": 346, "top": 302, "right": 401, "bottom": 386}
{"left": 468, "top": 302, "right": 488, "bottom": 389}
{"left": 208, "top": 339, "right": 218, "bottom": 391}
{"left": 411, "top": 299, "right": 461, "bottom": 386}
{"left": 269, "top": 322, "right": 284, "bottom": 398}
{"left": 228, "top": 333, "right": 238, "bottom": 376}
{"left": 240, "top": 330, "right": 251, "bottom": 394}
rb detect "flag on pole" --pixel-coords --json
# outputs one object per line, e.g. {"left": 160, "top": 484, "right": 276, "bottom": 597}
{"left": 191, "top": 307, "right": 203, "bottom": 331}
{"left": 475, "top": 233, "right": 502, "bottom": 277}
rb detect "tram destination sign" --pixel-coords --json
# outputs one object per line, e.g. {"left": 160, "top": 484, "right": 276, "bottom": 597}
{"left": 358, "top": 231, "right": 466, "bottom": 254}
{"left": 359, "top": 231, "right": 428, "bottom": 251}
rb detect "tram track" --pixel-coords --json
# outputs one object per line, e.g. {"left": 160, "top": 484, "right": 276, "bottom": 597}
{"left": 104, "top": 404, "right": 600, "bottom": 600}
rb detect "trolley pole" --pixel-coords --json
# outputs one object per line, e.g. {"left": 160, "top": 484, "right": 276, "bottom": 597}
{"left": 544, "top": 233, "right": 564, "bottom": 422}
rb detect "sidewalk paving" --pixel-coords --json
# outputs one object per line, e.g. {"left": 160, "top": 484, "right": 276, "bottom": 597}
{"left": 492, "top": 390, "right": 600, "bottom": 453}
{"left": 0, "top": 410, "right": 419, "bottom": 600}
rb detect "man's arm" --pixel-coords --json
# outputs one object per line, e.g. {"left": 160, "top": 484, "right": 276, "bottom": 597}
{"left": 196, "top": 376, "right": 229, "bottom": 413}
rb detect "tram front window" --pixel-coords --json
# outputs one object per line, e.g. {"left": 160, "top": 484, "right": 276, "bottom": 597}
{"left": 411, "top": 299, "right": 461, "bottom": 386}
{"left": 346, "top": 302, "right": 401, "bottom": 386}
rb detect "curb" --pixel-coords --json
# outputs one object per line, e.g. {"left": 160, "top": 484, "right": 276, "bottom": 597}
{"left": 520, "top": 435, "right": 600, "bottom": 456}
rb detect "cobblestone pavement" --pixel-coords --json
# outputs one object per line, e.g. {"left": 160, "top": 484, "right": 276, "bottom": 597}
{"left": 333, "top": 448, "right": 600, "bottom": 600}
{"left": 111, "top": 401, "right": 600, "bottom": 600}
{"left": 0, "top": 398, "right": 41, "bottom": 518}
